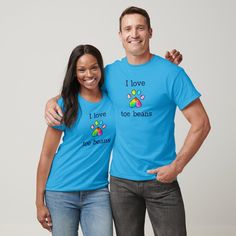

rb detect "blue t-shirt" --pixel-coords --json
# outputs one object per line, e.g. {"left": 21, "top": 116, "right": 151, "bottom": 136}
{"left": 105, "top": 55, "right": 201, "bottom": 181}
{"left": 46, "top": 93, "right": 115, "bottom": 191}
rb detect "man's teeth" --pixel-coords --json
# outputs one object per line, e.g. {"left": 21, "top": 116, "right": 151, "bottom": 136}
{"left": 130, "top": 40, "right": 141, "bottom": 44}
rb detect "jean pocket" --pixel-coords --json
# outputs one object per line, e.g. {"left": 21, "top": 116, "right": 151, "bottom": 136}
{"left": 148, "top": 179, "right": 179, "bottom": 192}
{"left": 98, "top": 187, "right": 109, "bottom": 192}
{"left": 155, "top": 179, "right": 177, "bottom": 185}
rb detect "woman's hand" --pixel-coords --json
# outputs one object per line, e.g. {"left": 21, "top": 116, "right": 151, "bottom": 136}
{"left": 37, "top": 205, "right": 52, "bottom": 232}
{"left": 165, "top": 49, "right": 183, "bottom": 65}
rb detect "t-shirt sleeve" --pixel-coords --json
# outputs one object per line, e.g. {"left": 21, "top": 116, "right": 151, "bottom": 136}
{"left": 52, "top": 97, "right": 66, "bottom": 131}
{"left": 101, "top": 83, "right": 107, "bottom": 93}
{"left": 171, "top": 69, "right": 201, "bottom": 110}
{"left": 102, "top": 65, "right": 108, "bottom": 93}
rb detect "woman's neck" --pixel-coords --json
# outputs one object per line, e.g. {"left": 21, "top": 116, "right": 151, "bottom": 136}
{"left": 79, "top": 88, "right": 102, "bottom": 102}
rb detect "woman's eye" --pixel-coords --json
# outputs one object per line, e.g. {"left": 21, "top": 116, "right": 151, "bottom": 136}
{"left": 78, "top": 69, "right": 85, "bottom": 72}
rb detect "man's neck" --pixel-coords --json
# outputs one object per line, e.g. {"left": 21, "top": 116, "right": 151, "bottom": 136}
{"left": 126, "top": 51, "right": 153, "bottom": 65}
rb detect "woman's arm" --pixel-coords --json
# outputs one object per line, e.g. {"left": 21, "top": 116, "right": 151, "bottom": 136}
{"left": 36, "top": 126, "right": 62, "bottom": 231}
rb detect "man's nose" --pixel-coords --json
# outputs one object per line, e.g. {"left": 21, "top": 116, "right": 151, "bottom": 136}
{"left": 131, "top": 28, "right": 138, "bottom": 38}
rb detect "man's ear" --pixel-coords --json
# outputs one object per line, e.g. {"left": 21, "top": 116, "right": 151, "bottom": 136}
{"left": 118, "top": 31, "right": 122, "bottom": 41}
{"left": 149, "top": 28, "right": 153, "bottom": 38}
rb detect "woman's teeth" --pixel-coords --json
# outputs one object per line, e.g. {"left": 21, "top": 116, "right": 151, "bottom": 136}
{"left": 84, "top": 78, "right": 96, "bottom": 85}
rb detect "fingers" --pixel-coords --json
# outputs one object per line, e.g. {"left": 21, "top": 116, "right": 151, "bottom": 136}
{"left": 41, "top": 221, "right": 52, "bottom": 232}
{"left": 165, "top": 49, "right": 183, "bottom": 65}
{"left": 157, "top": 175, "right": 167, "bottom": 183}
{"left": 157, "top": 173, "right": 169, "bottom": 183}
{"left": 156, "top": 171, "right": 175, "bottom": 183}
{"left": 45, "top": 109, "right": 62, "bottom": 126}
{"left": 44, "top": 97, "right": 63, "bottom": 126}
{"left": 172, "top": 50, "right": 180, "bottom": 59}
{"left": 147, "top": 168, "right": 160, "bottom": 174}
{"left": 173, "top": 54, "right": 183, "bottom": 65}
{"left": 45, "top": 112, "right": 60, "bottom": 126}
{"left": 156, "top": 170, "right": 163, "bottom": 179}
{"left": 38, "top": 215, "right": 52, "bottom": 232}
{"left": 165, "top": 51, "right": 174, "bottom": 62}
{"left": 171, "top": 49, "right": 182, "bottom": 65}
{"left": 55, "top": 104, "right": 63, "bottom": 117}
{"left": 170, "top": 49, "right": 177, "bottom": 56}
{"left": 165, "top": 51, "right": 171, "bottom": 59}
{"left": 157, "top": 178, "right": 173, "bottom": 183}
{"left": 169, "top": 49, "right": 177, "bottom": 62}
{"left": 38, "top": 218, "right": 50, "bottom": 231}
{"left": 148, "top": 169, "right": 173, "bottom": 183}
{"left": 148, "top": 169, "right": 168, "bottom": 182}
{"left": 37, "top": 206, "right": 53, "bottom": 232}
{"left": 50, "top": 106, "right": 63, "bottom": 122}
{"left": 46, "top": 214, "right": 52, "bottom": 227}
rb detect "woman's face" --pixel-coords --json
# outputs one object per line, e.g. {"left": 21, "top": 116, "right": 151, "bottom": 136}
{"left": 76, "top": 54, "right": 102, "bottom": 91}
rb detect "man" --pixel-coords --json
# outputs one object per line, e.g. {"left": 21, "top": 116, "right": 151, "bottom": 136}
{"left": 45, "top": 6, "right": 210, "bottom": 236}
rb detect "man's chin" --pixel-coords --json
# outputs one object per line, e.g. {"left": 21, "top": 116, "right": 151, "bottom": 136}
{"left": 128, "top": 50, "right": 146, "bottom": 57}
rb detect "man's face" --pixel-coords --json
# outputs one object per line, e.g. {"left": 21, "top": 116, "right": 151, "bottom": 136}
{"left": 119, "top": 13, "right": 152, "bottom": 57}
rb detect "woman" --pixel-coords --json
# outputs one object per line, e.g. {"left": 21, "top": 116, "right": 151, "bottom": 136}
{"left": 36, "top": 45, "right": 115, "bottom": 236}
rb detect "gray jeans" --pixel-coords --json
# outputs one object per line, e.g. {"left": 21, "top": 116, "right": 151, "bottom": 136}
{"left": 110, "top": 176, "right": 186, "bottom": 236}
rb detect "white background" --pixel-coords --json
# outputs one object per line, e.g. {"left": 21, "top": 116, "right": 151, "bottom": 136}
{"left": 0, "top": 0, "right": 235, "bottom": 235}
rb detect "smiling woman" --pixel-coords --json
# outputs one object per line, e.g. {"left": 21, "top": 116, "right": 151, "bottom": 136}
{"left": 61, "top": 45, "right": 105, "bottom": 128}
{"left": 76, "top": 54, "right": 102, "bottom": 92}
{"left": 36, "top": 44, "right": 115, "bottom": 236}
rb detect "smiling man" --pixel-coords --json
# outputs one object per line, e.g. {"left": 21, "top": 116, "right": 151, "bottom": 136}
{"left": 119, "top": 13, "right": 152, "bottom": 62}
{"left": 103, "top": 7, "right": 210, "bottom": 236}
{"left": 44, "top": 6, "right": 210, "bottom": 236}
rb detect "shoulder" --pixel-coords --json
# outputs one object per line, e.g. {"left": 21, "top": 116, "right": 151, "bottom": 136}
{"left": 153, "top": 54, "right": 183, "bottom": 76}
{"left": 105, "top": 58, "right": 125, "bottom": 73}
{"left": 57, "top": 97, "right": 64, "bottom": 108}
{"left": 102, "top": 91, "right": 112, "bottom": 104}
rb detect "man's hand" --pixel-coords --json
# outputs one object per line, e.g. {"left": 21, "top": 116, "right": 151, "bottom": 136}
{"left": 147, "top": 161, "right": 180, "bottom": 183}
{"left": 37, "top": 205, "right": 52, "bottom": 232}
{"left": 45, "top": 96, "right": 63, "bottom": 126}
{"left": 165, "top": 49, "right": 183, "bottom": 65}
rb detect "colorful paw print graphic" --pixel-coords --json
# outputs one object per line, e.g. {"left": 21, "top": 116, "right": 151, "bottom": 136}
{"left": 128, "top": 89, "right": 145, "bottom": 108}
{"left": 91, "top": 120, "right": 106, "bottom": 137}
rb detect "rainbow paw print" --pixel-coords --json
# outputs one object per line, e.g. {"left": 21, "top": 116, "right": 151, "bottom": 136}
{"left": 128, "top": 89, "right": 145, "bottom": 108}
{"left": 91, "top": 120, "right": 106, "bottom": 137}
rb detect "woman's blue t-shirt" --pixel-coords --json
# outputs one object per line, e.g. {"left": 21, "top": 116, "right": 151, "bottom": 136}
{"left": 46, "top": 93, "right": 115, "bottom": 191}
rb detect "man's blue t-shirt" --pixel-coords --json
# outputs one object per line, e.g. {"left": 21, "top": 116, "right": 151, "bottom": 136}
{"left": 46, "top": 93, "right": 115, "bottom": 191}
{"left": 105, "top": 55, "right": 201, "bottom": 181}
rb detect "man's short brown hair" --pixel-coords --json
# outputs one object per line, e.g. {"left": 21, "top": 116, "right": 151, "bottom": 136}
{"left": 119, "top": 6, "right": 151, "bottom": 31}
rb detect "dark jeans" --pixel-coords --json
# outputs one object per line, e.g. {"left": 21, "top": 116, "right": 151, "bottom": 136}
{"left": 110, "top": 176, "right": 186, "bottom": 236}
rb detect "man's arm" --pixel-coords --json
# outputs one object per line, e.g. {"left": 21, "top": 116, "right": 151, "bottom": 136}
{"left": 44, "top": 95, "right": 63, "bottom": 126}
{"left": 44, "top": 49, "right": 183, "bottom": 126}
{"left": 148, "top": 99, "right": 211, "bottom": 183}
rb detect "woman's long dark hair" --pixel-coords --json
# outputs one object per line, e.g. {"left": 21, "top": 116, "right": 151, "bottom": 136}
{"left": 61, "top": 44, "right": 104, "bottom": 128}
